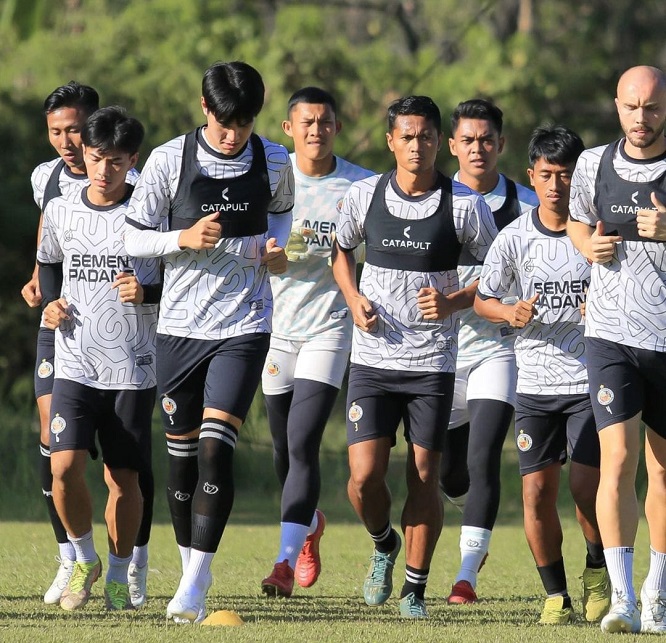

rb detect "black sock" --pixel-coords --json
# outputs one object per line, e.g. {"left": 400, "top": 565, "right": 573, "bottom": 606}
{"left": 135, "top": 465, "right": 154, "bottom": 548}
{"left": 401, "top": 565, "right": 429, "bottom": 600}
{"left": 370, "top": 523, "right": 398, "bottom": 554}
{"left": 166, "top": 436, "right": 199, "bottom": 547}
{"left": 191, "top": 419, "right": 238, "bottom": 553}
{"left": 39, "top": 443, "right": 68, "bottom": 544}
{"left": 537, "top": 558, "right": 568, "bottom": 597}
{"left": 585, "top": 539, "right": 606, "bottom": 569}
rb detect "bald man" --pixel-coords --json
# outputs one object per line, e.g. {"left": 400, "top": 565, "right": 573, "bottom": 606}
{"left": 568, "top": 65, "right": 666, "bottom": 634}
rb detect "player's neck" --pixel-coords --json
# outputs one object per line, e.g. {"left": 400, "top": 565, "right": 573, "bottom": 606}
{"left": 296, "top": 154, "right": 336, "bottom": 178}
{"left": 457, "top": 169, "right": 500, "bottom": 195}
{"left": 395, "top": 167, "right": 438, "bottom": 196}
{"left": 622, "top": 136, "right": 666, "bottom": 161}
{"left": 537, "top": 206, "right": 567, "bottom": 232}
{"left": 86, "top": 184, "right": 126, "bottom": 207}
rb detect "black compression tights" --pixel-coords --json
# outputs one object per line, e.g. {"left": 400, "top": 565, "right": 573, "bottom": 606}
{"left": 264, "top": 379, "right": 339, "bottom": 525}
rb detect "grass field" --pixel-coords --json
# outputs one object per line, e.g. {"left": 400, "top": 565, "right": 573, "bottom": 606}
{"left": 0, "top": 519, "right": 652, "bottom": 642}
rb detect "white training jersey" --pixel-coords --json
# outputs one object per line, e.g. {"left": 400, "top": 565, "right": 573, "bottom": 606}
{"left": 336, "top": 172, "right": 498, "bottom": 373}
{"left": 478, "top": 209, "right": 590, "bottom": 395}
{"left": 270, "top": 155, "right": 374, "bottom": 342}
{"left": 454, "top": 172, "right": 539, "bottom": 368}
{"left": 123, "top": 129, "right": 294, "bottom": 340}
{"left": 37, "top": 186, "right": 160, "bottom": 390}
{"left": 570, "top": 141, "right": 666, "bottom": 351}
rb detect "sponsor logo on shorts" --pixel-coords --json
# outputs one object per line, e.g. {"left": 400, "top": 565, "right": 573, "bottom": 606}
{"left": 436, "top": 339, "right": 453, "bottom": 351}
{"left": 135, "top": 353, "right": 153, "bottom": 366}
{"left": 162, "top": 396, "right": 177, "bottom": 415}
{"left": 348, "top": 403, "right": 363, "bottom": 423}
{"left": 249, "top": 300, "right": 264, "bottom": 311}
{"left": 50, "top": 414, "right": 66, "bottom": 442}
{"left": 37, "top": 359, "right": 53, "bottom": 379}
{"left": 516, "top": 430, "right": 532, "bottom": 452}
{"left": 203, "top": 482, "right": 218, "bottom": 495}
{"left": 174, "top": 491, "right": 191, "bottom": 502}
{"left": 330, "top": 308, "right": 348, "bottom": 319}
{"left": 266, "top": 361, "right": 280, "bottom": 377}
{"left": 597, "top": 386, "right": 614, "bottom": 406}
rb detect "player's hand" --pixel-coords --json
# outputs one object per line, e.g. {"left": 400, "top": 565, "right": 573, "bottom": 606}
{"left": 112, "top": 271, "right": 144, "bottom": 304}
{"left": 637, "top": 192, "right": 666, "bottom": 241}
{"left": 416, "top": 287, "right": 455, "bottom": 320}
{"left": 178, "top": 212, "right": 222, "bottom": 250}
{"left": 21, "top": 274, "right": 42, "bottom": 308}
{"left": 580, "top": 287, "right": 587, "bottom": 319}
{"left": 583, "top": 221, "right": 622, "bottom": 264}
{"left": 507, "top": 293, "right": 539, "bottom": 328}
{"left": 351, "top": 294, "right": 377, "bottom": 332}
{"left": 43, "top": 298, "right": 70, "bottom": 330}
{"left": 261, "top": 237, "right": 287, "bottom": 274}
{"left": 285, "top": 227, "right": 314, "bottom": 262}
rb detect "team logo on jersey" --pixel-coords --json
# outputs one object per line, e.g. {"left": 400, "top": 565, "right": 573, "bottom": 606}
{"left": 162, "top": 396, "right": 177, "bottom": 415}
{"left": 222, "top": 187, "right": 230, "bottom": 202}
{"left": 64, "top": 230, "right": 73, "bottom": 242}
{"left": 174, "top": 491, "right": 191, "bottom": 502}
{"left": 524, "top": 258, "right": 534, "bottom": 273}
{"left": 37, "top": 359, "right": 54, "bottom": 379}
{"left": 266, "top": 361, "right": 280, "bottom": 377}
{"left": 336, "top": 197, "right": 344, "bottom": 212}
{"left": 516, "top": 430, "right": 532, "bottom": 452}
{"left": 249, "top": 300, "right": 264, "bottom": 311}
{"left": 348, "top": 403, "right": 363, "bottom": 423}
{"left": 50, "top": 414, "right": 66, "bottom": 442}
{"left": 597, "top": 386, "right": 614, "bottom": 406}
{"left": 203, "top": 482, "right": 218, "bottom": 495}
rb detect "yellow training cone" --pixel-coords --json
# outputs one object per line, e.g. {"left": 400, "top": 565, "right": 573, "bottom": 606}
{"left": 201, "top": 610, "right": 244, "bottom": 626}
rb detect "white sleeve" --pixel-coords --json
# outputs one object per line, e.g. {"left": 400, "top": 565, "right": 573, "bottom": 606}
{"left": 123, "top": 225, "right": 182, "bottom": 258}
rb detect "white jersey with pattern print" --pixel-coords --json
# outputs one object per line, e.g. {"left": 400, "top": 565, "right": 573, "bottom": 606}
{"left": 454, "top": 172, "right": 539, "bottom": 368}
{"left": 270, "top": 154, "right": 374, "bottom": 342}
{"left": 478, "top": 209, "right": 591, "bottom": 395}
{"left": 569, "top": 141, "right": 666, "bottom": 351}
{"left": 37, "top": 187, "right": 160, "bottom": 390}
{"left": 336, "top": 173, "right": 498, "bottom": 372}
{"left": 124, "top": 131, "right": 294, "bottom": 340}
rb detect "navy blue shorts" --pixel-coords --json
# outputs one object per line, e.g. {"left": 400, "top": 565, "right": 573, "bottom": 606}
{"left": 34, "top": 327, "right": 55, "bottom": 398}
{"left": 49, "top": 379, "right": 155, "bottom": 471}
{"left": 156, "top": 332, "right": 270, "bottom": 435}
{"left": 585, "top": 337, "right": 666, "bottom": 436}
{"left": 346, "top": 364, "right": 454, "bottom": 452}
{"left": 514, "top": 393, "right": 600, "bottom": 475}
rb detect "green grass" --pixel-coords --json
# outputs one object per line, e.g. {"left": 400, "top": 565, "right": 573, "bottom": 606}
{"left": 0, "top": 519, "right": 652, "bottom": 642}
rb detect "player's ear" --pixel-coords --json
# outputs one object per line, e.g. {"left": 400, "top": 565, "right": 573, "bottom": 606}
{"left": 386, "top": 132, "right": 394, "bottom": 152}
{"left": 201, "top": 97, "right": 209, "bottom": 116}
{"left": 498, "top": 136, "right": 505, "bottom": 154}
{"left": 128, "top": 152, "right": 139, "bottom": 170}
{"left": 448, "top": 138, "right": 457, "bottom": 156}
{"left": 335, "top": 119, "right": 342, "bottom": 135}
{"left": 282, "top": 120, "right": 293, "bottom": 138}
{"left": 527, "top": 167, "right": 535, "bottom": 187}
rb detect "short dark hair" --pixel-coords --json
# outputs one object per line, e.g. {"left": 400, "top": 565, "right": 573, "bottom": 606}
{"left": 43, "top": 81, "right": 99, "bottom": 117}
{"left": 528, "top": 125, "right": 585, "bottom": 168}
{"left": 387, "top": 96, "right": 441, "bottom": 133}
{"left": 81, "top": 106, "right": 144, "bottom": 156}
{"left": 287, "top": 86, "right": 337, "bottom": 117}
{"left": 450, "top": 99, "right": 503, "bottom": 136}
{"left": 202, "top": 61, "right": 264, "bottom": 125}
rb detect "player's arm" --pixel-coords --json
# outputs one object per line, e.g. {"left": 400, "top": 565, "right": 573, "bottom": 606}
{"left": 21, "top": 212, "right": 45, "bottom": 307}
{"left": 417, "top": 280, "right": 479, "bottom": 321}
{"left": 636, "top": 192, "right": 666, "bottom": 241}
{"left": 331, "top": 241, "right": 377, "bottom": 332}
{"left": 567, "top": 219, "right": 622, "bottom": 264}
{"left": 37, "top": 211, "right": 68, "bottom": 329}
{"left": 474, "top": 292, "right": 539, "bottom": 329}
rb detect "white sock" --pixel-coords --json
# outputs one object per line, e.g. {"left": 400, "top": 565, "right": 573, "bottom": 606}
{"left": 178, "top": 545, "right": 190, "bottom": 575}
{"left": 307, "top": 512, "right": 319, "bottom": 537}
{"left": 277, "top": 522, "right": 310, "bottom": 569}
{"left": 131, "top": 544, "right": 148, "bottom": 568}
{"left": 183, "top": 549, "right": 214, "bottom": 592}
{"left": 446, "top": 492, "right": 468, "bottom": 513}
{"left": 644, "top": 547, "right": 666, "bottom": 591}
{"left": 604, "top": 546, "right": 636, "bottom": 604}
{"left": 455, "top": 526, "right": 491, "bottom": 587}
{"left": 106, "top": 553, "right": 132, "bottom": 584}
{"left": 69, "top": 530, "right": 97, "bottom": 563}
{"left": 58, "top": 541, "right": 76, "bottom": 562}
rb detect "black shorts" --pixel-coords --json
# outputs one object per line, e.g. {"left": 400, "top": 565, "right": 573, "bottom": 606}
{"left": 514, "top": 393, "right": 600, "bottom": 475}
{"left": 157, "top": 332, "right": 270, "bottom": 435}
{"left": 34, "top": 327, "right": 55, "bottom": 399}
{"left": 49, "top": 379, "right": 155, "bottom": 471}
{"left": 346, "top": 364, "right": 454, "bottom": 452}
{"left": 585, "top": 337, "right": 666, "bottom": 437}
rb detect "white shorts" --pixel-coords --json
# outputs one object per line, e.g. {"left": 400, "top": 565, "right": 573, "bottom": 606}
{"left": 448, "top": 352, "right": 517, "bottom": 429}
{"left": 262, "top": 333, "right": 350, "bottom": 395}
